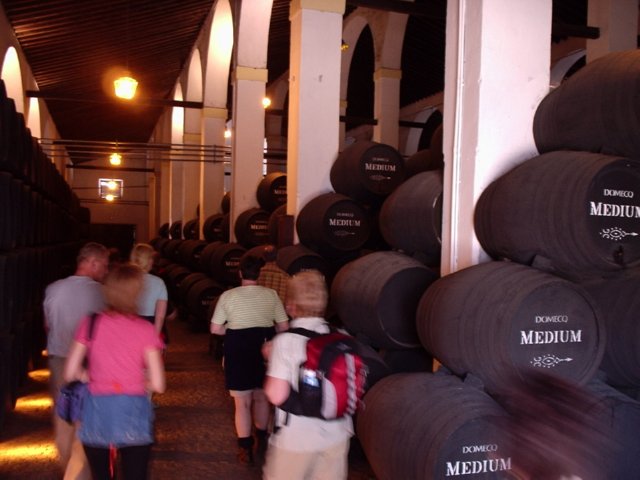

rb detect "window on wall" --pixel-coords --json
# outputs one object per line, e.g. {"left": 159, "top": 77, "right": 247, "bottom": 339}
{"left": 99, "top": 178, "right": 123, "bottom": 201}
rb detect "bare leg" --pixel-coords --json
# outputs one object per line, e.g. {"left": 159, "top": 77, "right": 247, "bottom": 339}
{"left": 252, "top": 389, "right": 270, "bottom": 431}
{"left": 233, "top": 394, "right": 253, "bottom": 437}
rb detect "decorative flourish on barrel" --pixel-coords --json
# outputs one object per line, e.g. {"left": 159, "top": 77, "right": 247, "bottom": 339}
{"left": 530, "top": 354, "right": 573, "bottom": 368}
{"left": 600, "top": 227, "right": 638, "bottom": 240}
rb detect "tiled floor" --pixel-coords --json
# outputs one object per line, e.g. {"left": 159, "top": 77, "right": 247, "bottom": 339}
{"left": 0, "top": 317, "right": 376, "bottom": 479}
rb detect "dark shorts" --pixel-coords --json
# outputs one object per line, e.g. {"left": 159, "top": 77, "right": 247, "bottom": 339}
{"left": 224, "top": 326, "right": 276, "bottom": 391}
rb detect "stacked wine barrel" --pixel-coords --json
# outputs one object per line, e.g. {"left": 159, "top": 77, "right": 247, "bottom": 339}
{"left": 152, "top": 173, "right": 289, "bottom": 332}
{"left": 358, "top": 51, "right": 640, "bottom": 480}
{"left": 0, "top": 80, "right": 89, "bottom": 433}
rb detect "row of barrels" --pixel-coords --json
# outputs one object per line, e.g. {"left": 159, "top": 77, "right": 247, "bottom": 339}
{"left": 159, "top": 171, "right": 286, "bottom": 243}
{"left": 151, "top": 236, "right": 337, "bottom": 330}
{"left": 0, "top": 80, "right": 89, "bottom": 434}
{"left": 355, "top": 50, "right": 640, "bottom": 479}
{"left": 0, "top": 172, "right": 86, "bottom": 251}
{"left": 0, "top": 81, "right": 82, "bottom": 217}
{"left": 0, "top": 242, "right": 81, "bottom": 431}
{"left": 357, "top": 371, "right": 639, "bottom": 479}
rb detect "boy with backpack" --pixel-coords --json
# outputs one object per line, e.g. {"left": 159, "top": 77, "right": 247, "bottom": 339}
{"left": 262, "top": 270, "right": 365, "bottom": 479}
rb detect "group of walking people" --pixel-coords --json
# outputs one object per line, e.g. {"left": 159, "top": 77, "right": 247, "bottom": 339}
{"left": 210, "top": 248, "right": 354, "bottom": 479}
{"left": 45, "top": 241, "right": 354, "bottom": 479}
{"left": 44, "top": 242, "right": 168, "bottom": 479}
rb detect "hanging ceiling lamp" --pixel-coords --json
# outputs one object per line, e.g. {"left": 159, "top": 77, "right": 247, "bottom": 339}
{"left": 114, "top": 76, "right": 138, "bottom": 99}
{"left": 114, "top": 0, "right": 137, "bottom": 100}
{"left": 109, "top": 152, "right": 122, "bottom": 166}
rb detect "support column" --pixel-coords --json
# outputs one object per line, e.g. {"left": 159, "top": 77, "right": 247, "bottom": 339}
{"left": 372, "top": 67, "right": 401, "bottom": 148}
{"left": 288, "top": 0, "right": 345, "bottom": 227}
{"left": 169, "top": 159, "right": 184, "bottom": 227}
{"left": 441, "top": 0, "right": 552, "bottom": 274}
{"left": 182, "top": 131, "right": 202, "bottom": 223}
{"left": 339, "top": 99, "right": 347, "bottom": 149}
{"left": 201, "top": 106, "right": 227, "bottom": 233}
{"left": 230, "top": 66, "right": 267, "bottom": 240}
{"left": 587, "top": 0, "right": 638, "bottom": 62}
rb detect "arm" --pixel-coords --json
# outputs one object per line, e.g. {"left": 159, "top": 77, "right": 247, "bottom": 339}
{"left": 210, "top": 322, "right": 225, "bottom": 335}
{"left": 64, "top": 341, "right": 88, "bottom": 383}
{"left": 264, "top": 375, "right": 290, "bottom": 406}
{"left": 153, "top": 299, "right": 168, "bottom": 334}
{"left": 144, "top": 348, "right": 166, "bottom": 393}
{"left": 275, "top": 321, "right": 289, "bottom": 333}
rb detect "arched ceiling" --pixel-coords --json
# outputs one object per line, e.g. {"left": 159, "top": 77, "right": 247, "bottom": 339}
{"left": 0, "top": 0, "right": 591, "bottom": 150}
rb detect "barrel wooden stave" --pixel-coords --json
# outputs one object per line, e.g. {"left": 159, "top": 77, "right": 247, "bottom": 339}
{"left": 416, "top": 261, "right": 605, "bottom": 392}
{"left": 296, "top": 192, "right": 371, "bottom": 257}
{"left": 534, "top": 50, "right": 640, "bottom": 159}
{"left": 331, "top": 251, "right": 438, "bottom": 349}
{"left": 474, "top": 151, "right": 640, "bottom": 274}
{"left": 379, "top": 170, "right": 442, "bottom": 256}
{"left": 357, "top": 372, "right": 509, "bottom": 480}
{"left": 330, "top": 140, "right": 406, "bottom": 202}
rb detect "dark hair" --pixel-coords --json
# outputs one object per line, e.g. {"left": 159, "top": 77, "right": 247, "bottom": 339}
{"left": 240, "top": 253, "right": 264, "bottom": 281}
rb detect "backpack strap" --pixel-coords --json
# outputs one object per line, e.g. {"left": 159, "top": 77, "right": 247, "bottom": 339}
{"left": 277, "top": 327, "right": 320, "bottom": 420}
{"left": 286, "top": 327, "right": 320, "bottom": 338}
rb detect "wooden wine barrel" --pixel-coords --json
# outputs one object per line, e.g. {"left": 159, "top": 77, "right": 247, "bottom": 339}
{"left": 276, "top": 244, "right": 327, "bottom": 276}
{"left": 428, "top": 124, "right": 444, "bottom": 170}
{"left": 204, "top": 242, "right": 246, "bottom": 286}
{"left": 404, "top": 149, "right": 431, "bottom": 177}
{"left": 379, "top": 347, "right": 433, "bottom": 374}
{"left": 0, "top": 256, "right": 9, "bottom": 334}
{"left": 534, "top": 50, "right": 640, "bottom": 159}
{"left": 158, "top": 222, "right": 170, "bottom": 238}
{"left": 169, "top": 220, "right": 182, "bottom": 240}
{"left": 267, "top": 204, "right": 287, "bottom": 245}
{"left": 182, "top": 218, "right": 199, "bottom": 240}
{"left": 0, "top": 172, "right": 15, "bottom": 250}
{"left": 579, "top": 271, "right": 640, "bottom": 387}
{"left": 178, "top": 272, "right": 210, "bottom": 304}
{"left": 176, "top": 240, "right": 208, "bottom": 271}
{"left": 0, "top": 332, "right": 12, "bottom": 429}
{"left": 474, "top": 151, "right": 640, "bottom": 274}
{"left": 221, "top": 191, "right": 231, "bottom": 214}
{"left": 296, "top": 193, "right": 371, "bottom": 257}
{"left": 198, "top": 241, "right": 224, "bottom": 272}
{"left": 160, "top": 239, "right": 183, "bottom": 263}
{"left": 234, "top": 208, "right": 270, "bottom": 248}
{"left": 379, "top": 170, "right": 442, "bottom": 257}
{"left": 331, "top": 251, "right": 438, "bottom": 349}
{"left": 355, "top": 342, "right": 392, "bottom": 393}
{"left": 185, "top": 278, "right": 224, "bottom": 330}
{"left": 357, "top": 372, "right": 510, "bottom": 480}
{"left": 416, "top": 261, "right": 605, "bottom": 392}
{"left": 585, "top": 377, "right": 640, "bottom": 479}
{"left": 256, "top": 172, "right": 287, "bottom": 212}
{"left": 330, "top": 140, "right": 406, "bottom": 202}
{"left": 164, "top": 264, "right": 192, "bottom": 302}
{"left": 202, "top": 213, "right": 230, "bottom": 242}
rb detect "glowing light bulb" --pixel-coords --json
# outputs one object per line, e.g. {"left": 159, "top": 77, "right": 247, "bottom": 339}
{"left": 109, "top": 153, "right": 122, "bottom": 166}
{"left": 114, "top": 76, "right": 138, "bottom": 99}
{"left": 105, "top": 194, "right": 115, "bottom": 202}
{"left": 262, "top": 97, "right": 271, "bottom": 109}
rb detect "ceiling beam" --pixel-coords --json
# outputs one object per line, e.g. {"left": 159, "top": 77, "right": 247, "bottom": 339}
{"left": 26, "top": 90, "right": 203, "bottom": 109}
{"left": 347, "top": 1, "right": 600, "bottom": 40}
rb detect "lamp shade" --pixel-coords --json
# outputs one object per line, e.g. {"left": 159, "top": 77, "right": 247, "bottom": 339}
{"left": 114, "top": 76, "right": 138, "bottom": 99}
